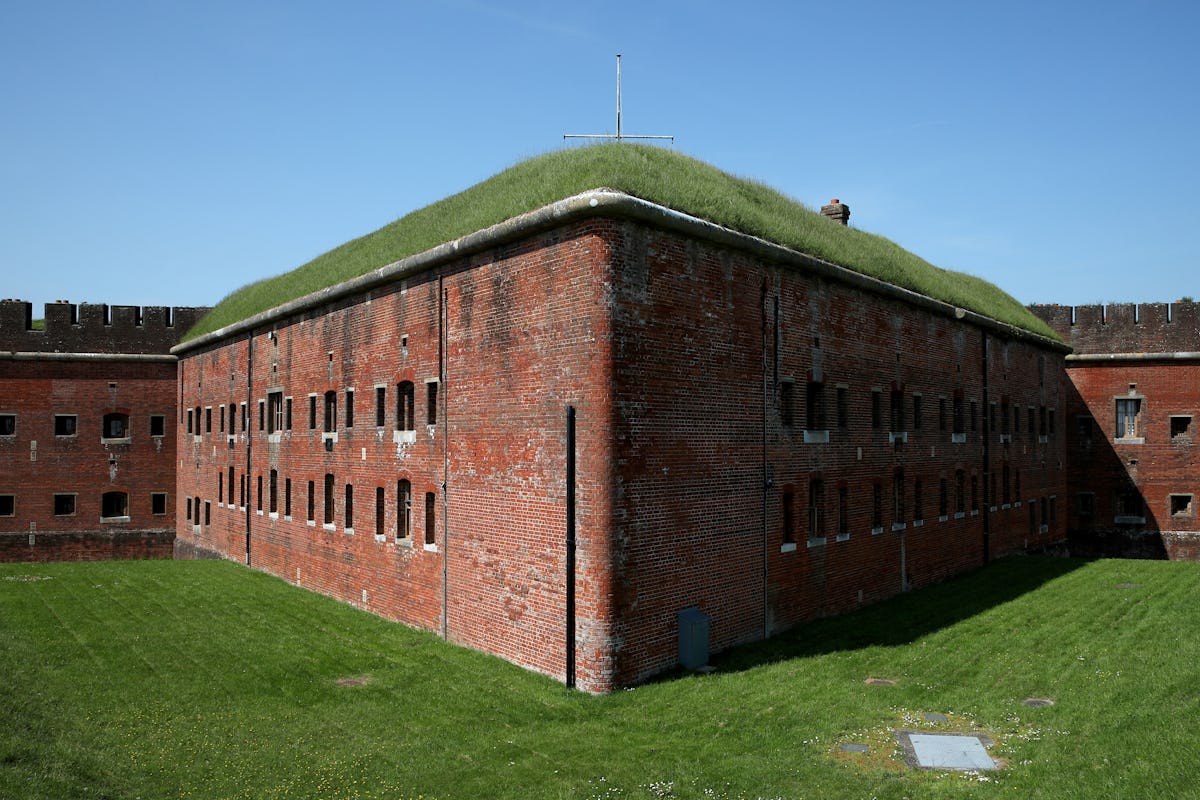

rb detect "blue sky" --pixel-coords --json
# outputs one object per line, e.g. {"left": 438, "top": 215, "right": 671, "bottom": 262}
{"left": 2, "top": 1, "right": 1196, "bottom": 317}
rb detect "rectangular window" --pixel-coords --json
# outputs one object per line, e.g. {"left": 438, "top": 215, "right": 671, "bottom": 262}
{"left": 345, "top": 389, "right": 354, "bottom": 428}
{"left": 100, "top": 492, "right": 128, "bottom": 519}
{"left": 426, "top": 381, "right": 438, "bottom": 426}
{"left": 149, "top": 415, "right": 165, "bottom": 437}
{"left": 838, "top": 486, "right": 849, "bottom": 535}
{"left": 1171, "top": 415, "right": 1193, "bottom": 439}
{"left": 780, "top": 381, "right": 795, "bottom": 428}
{"left": 54, "top": 493, "right": 76, "bottom": 516}
{"left": 892, "top": 470, "right": 905, "bottom": 524}
{"left": 186, "top": 497, "right": 192, "bottom": 520}
{"left": 1001, "top": 400, "right": 1010, "bottom": 435}
{"left": 952, "top": 396, "right": 964, "bottom": 435}
{"left": 376, "top": 486, "right": 385, "bottom": 536}
{"left": 890, "top": 389, "right": 904, "bottom": 432}
{"left": 0, "top": 495, "right": 14, "bottom": 516}
{"left": 54, "top": 415, "right": 77, "bottom": 436}
{"left": 284, "top": 478, "right": 292, "bottom": 518}
{"left": 204, "top": 501, "right": 211, "bottom": 526}
{"left": 309, "top": 395, "right": 317, "bottom": 430}
{"left": 970, "top": 400, "right": 978, "bottom": 432}
{"left": 239, "top": 474, "right": 245, "bottom": 508}
{"left": 806, "top": 382, "right": 825, "bottom": 431}
{"left": 1002, "top": 463, "right": 1011, "bottom": 505}
{"left": 397, "top": 480, "right": 412, "bottom": 540}
{"left": 1116, "top": 398, "right": 1141, "bottom": 439}
{"left": 205, "top": 407, "right": 212, "bottom": 433}
{"left": 375, "top": 387, "right": 386, "bottom": 427}
{"left": 872, "top": 484, "right": 882, "bottom": 531}
{"left": 988, "top": 402, "right": 996, "bottom": 434}
{"left": 269, "top": 469, "right": 278, "bottom": 514}
{"left": 324, "top": 474, "right": 335, "bottom": 525}
{"left": 241, "top": 402, "right": 248, "bottom": 433}
{"left": 836, "top": 386, "right": 848, "bottom": 429}
{"left": 397, "top": 382, "right": 415, "bottom": 431}
{"left": 1077, "top": 415, "right": 1094, "bottom": 446}
{"left": 971, "top": 475, "right": 979, "bottom": 513}
{"left": 324, "top": 391, "right": 337, "bottom": 433}
{"left": 1170, "top": 494, "right": 1194, "bottom": 517}
{"left": 258, "top": 400, "right": 265, "bottom": 432}
{"left": 871, "top": 390, "right": 882, "bottom": 429}
{"left": 782, "top": 491, "right": 795, "bottom": 544}
{"left": 307, "top": 480, "right": 315, "bottom": 523}
{"left": 268, "top": 392, "right": 283, "bottom": 434}
{"left": 285, "top": 397, "right": 293, "bottom": 430}
{"left": 151, "top": 493, "right": 167, "bottom": 515}
{"left": 187, "top": 408, "right": 193, "bottom": 434}
{"left": 256, "top": 474, "right": 263, "bottom": 512}
{"left": 226, "top": 466, "right": 234, "bottom": 505}
{"left": 955, "top": 471, "right": 965, "bottom": 514}
{"left": 344, "top": 484, "right": 354, "bottom": 530}
{"left": 425, "top": 492, "right": 436, "bottom": 545}
{"left": 809, "top": 479, "right": 825, "bottom": 537}
{"left": 0, "top": 414, "right": 15, "bottom": 436}
{"left": 1049, "top": 495, "right": 1057, "bottom": 524}
{"left": 1029, "top": 501, "right": 1038, "bottom": 535}
{"left": 1028, "top": 407, "right": 1036, "bottom": 439}
{"left": 218, "top": 471, "right": 224, "bottom": 504}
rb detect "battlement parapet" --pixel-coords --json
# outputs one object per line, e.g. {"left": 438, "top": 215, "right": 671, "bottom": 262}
{"left": 1029, "top": 303, "right": 1200, "bottom": 355}
{"left": 0, "top": 300, "right": 210, "bottom": 355}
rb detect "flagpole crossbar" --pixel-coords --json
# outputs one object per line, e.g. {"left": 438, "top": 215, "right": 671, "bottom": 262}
{"left": 563, "top": 54, "right": 674, "bottom": 143}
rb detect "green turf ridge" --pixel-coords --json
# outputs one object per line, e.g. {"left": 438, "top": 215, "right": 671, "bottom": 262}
{"left": 2, "top": 556, "right": 1197, "bottom": 799}
{"left": 184, "top": 144, "right": 1057, "bottom": 342}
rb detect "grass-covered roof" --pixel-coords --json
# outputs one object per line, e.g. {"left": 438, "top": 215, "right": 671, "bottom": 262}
{"left": 184, "top": 144, "right": 1056, "bottom": 341}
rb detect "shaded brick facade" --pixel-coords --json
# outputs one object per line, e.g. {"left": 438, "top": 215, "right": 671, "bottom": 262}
{"left": 1030, "top": 303, "right": 1200, "bottom": 559}
{"left": 174, "top": 193, "right": 1069, "bottom": 691}
{"left": 0, "top": 301, "right": 208, "bottom": 561}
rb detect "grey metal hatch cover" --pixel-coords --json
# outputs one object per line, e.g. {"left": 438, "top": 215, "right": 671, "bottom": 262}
{"left": 904, "top": 733, "right": 996, "bottom": 770}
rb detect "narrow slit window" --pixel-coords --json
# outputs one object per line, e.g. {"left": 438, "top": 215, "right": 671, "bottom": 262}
{"left": 806, "top": 382, "right": 825, "bottom": 431}
{"left": 375, "top": 387, "right": 386, "bottom": 427}
{"left": 397, "top": 480, "right": 412, "bottom": 540}
{"left": 427, "top": 381, "right": 438, "bottom": 426}
{"left": 375, "top": 487, "right": 385, "bottom": 535}
{"left": 397, "top": 382, "right": 415, "bottom": 431}
{"left": 425, "top": 491, "right": 436, "bottom": 545}
{"left": 324, "top": 474, "right": 335, "bottom": 525}
{"left": 345, "top": 484, "right": 354, "bottom": 529}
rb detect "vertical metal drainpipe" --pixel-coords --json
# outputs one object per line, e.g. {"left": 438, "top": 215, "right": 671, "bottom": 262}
{"left": 565, "top": 406, "right": 577, "bottom": 688}
{"left": 245, "top": 332, "right": 254, "bottom": 566}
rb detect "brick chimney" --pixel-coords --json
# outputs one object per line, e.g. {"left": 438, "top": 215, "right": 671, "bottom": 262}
{"left": 820, "top": 198, "right": 850, "bottom": 226}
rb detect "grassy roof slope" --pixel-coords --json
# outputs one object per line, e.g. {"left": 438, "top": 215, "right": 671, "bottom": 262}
{"left": 185, "top": 144, "right": 1056, "bottom": 341}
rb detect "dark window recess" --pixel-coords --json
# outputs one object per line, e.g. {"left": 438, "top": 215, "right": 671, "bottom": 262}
{"left": 955, "top": 471, "right": 965, "bottom": 514}
{"left": 1171, "top": 416, "right": 1192, "bottom": 439}
{"left": 309, "top": 396, "right": 317, "bottom": 430}
{"left": 376, "top": 487, "right": 385, "bottom": 536}
{"left": 1171, "top": 495, "right": 1193, "bottom": 517}
{"left": 324, "top": 474, "right": 335, "bottom": 525}
{"left": 808, "top": 479, "right": 825, "bottom": 537}
{"left": 101, "top": 491, "right": 127, "bottom": 519}
{"left": 187, "top": 409, "right": 193, "bottom": 434}
{"left": 970, "top": 400, "right": 978, "bottom": 432}
{"left": 149, "top": 415, "right": 165, "bottom": 437}
{"left": 779, "top": 381, "right": 795, "bottom": 428}
{"left": 285, "top": 478, "right": 292, "bottom": 517}
{"left": 1028, "top": 407, "right": 1037, "bottom": 438}
{"left": 218, "top": 471, "right": 223, "bottom": 504}
{"left": 425, "top": 492, "right": 436, "bottom": 545}
{"left": 228, "top": 467, "right": 235, "bottom": 506}
{"left": 375, "top": 387, "right": 386, "bottom": 427}
{"left": 256, "top": 475, "right": 263, "bottom": 512}
{"left": 838, "top": 486, "right": 849, "bottom": 534}
{"left": 205, "top": 407, "right": 212, "bottom": 433}
{"left": 397, "top": 480, "right": 412, "bottom": 540}
{"left": 1077, "top": 415, "right": 1095, "bottom": 446}
{"left": 1078, "top": 493, "right": 1095, "bottom": 526}
{"left": 103, "top": 413, "right": 129, "bottom": 438}
{"left": 427, "top": 382, "right": 438, "bottom": 426}
{"left": 285, "top": 398, "right": 293, "bottom": 430}
{"left": 204, "top": 501, "right": 211, "bottom": 525}
{"left": 345, "top": 484, "right": 354, "bottom": 529}
{"left": 269, "top": 470, "right": 278, "bottom": 514}
{"left": 938, "top": 397, "right": 947, "bottom": 431}
{"left": 782, "top": 491, "right": 795, "bottom": 544}
{"left": 1029, "top": 501, "right": 1037, "bottom": 534}
{"left": 268, "top": 392, "right": 283, "bottom": 434}
{"left": 258, "top": 400, "right": 265, "bottom": 431}
{"left": 971, "top": 475, "right": 979, "bottom": 512}
{"left": 0, "top": 414, "right": 14, "bottom": 436}
{"left": 0, "top": 495, "right": 14, "bottom": 516}
{"left": 893, "top": 470, "right": 905, "bottom": 522}
{"left": 324, "top": 392, "right": 337, "bottom": 433}
{"left": 913, "top": 479, "right": 923, "bottom": 521}
{"left": 307, "top": 480, "right": 315, "bottom": 522}
{"left": 953, "top": 396, "right": 964, "bottom": 434}
{"left": 890, "top": 390, "right": 904, "bottom": 432}
{"left": 55, "top": 415, "right": 77, "bottom": 436}
{"left": 806, "top": 382, "right": 825, "bottom": 430}
{"left": 345, "top": 389, "right": 354, "bottom": 428}
{"left": 186, "top": 497, "right": 191, "bottom": 520}
{"left": 397, "top": 382, "right": 415, "bottom": 431}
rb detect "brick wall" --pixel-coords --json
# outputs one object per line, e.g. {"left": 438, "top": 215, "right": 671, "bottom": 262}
{"left": 175, "top": 196, "right": 1069, "bottom": 691}
{"left": 0, "top": 300, "right": 209, "bottom": 355}
{"left": 1031, "top": 302, "right": 1200, "bottom": 354}
{"left": 0, "top": 357, "right": 180, "bottom": 559}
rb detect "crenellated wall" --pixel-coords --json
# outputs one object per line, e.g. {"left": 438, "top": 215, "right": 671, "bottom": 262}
{"left": 0, "top": 300, "right": 209, "bottom": 355}
{"left": 1030, "top": 303, "right": 1200, "bottom": 355}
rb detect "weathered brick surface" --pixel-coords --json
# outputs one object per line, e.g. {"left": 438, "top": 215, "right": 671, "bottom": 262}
{"left": 177, "top": 205, "right": 1068, "bottom": 692}
{"left": 0, "top": 358, "right": 180, "bottom": 559}
{"left": 0, "top": 530, "right": 174, "bottom": 561}
{"left": 1030, "top": 304, "right": 1200, "bottom": 559}
{"left": 0, "top": 300, "right": 208, "bottom": 355}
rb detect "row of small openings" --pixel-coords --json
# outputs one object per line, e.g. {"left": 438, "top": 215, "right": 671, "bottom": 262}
{"left": 1076, "top": 491, "right": 1195, "bottom": 522}
{"left": 1066, "top": 303, "right": 1196, "bottom": 326}
{"left": 781, "top": 478, "right": 1056, "bottom": 544}
{"left": 29, "top": 304, "right": 177, "bottom": 328}
{"left": 0, "top": 491, "right": 157, "bottom": 519}
{"left": 212, "top": 468, "right": 437, "bottom": 547}
{"left": 0, "top": 412, "right": 163, "bottom": 438}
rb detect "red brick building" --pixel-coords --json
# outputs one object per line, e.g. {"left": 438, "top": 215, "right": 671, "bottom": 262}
{"left": 0, "top": 301, "right": 207, "bottom": 561}
{"left": 173, "top": 191, "right": 1070, "bottom": 692}
{"left": 1030, "top": 303, "right": 1200, "bottom": 559}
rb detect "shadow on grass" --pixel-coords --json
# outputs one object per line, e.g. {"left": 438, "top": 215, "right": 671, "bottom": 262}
{"left": 708, "top": 555, "right": 1088, "bottom": 678}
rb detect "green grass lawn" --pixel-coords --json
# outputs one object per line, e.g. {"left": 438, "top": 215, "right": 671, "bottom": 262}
{"left": 2, "top": 556, "right": 1197, "bottom": 799}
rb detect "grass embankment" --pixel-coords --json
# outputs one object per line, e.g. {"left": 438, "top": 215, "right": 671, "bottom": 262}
{"left": 3, "top": 556, "right": 1193, "bottom": 800}
{"left": 186, "top": 145, "right": 1056, "bottom": 342}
